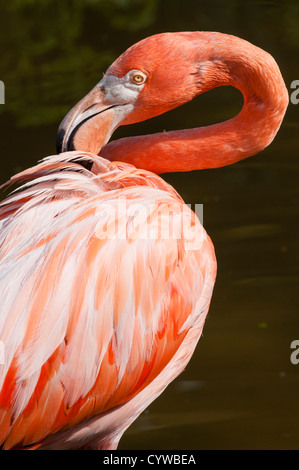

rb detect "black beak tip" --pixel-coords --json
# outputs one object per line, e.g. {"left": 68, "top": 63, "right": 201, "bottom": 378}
{"left": 56, "top": 125, "right": 94, "bottom": 171}
{"left": 56, "top": 127, "right": 66, "bottom": 154}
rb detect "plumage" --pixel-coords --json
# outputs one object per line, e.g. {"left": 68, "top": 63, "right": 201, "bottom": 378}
{"left": 0, "top": 152, "right": 215, "bottom": 449}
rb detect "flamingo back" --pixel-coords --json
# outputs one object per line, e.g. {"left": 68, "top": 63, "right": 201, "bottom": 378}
{"left": 0, "top": 151, "right": 216, "bottom": 449}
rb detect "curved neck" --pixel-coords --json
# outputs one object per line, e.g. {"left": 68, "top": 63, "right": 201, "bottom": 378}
{"left": 100, "top": 34, "right": 289, "bottom": 174}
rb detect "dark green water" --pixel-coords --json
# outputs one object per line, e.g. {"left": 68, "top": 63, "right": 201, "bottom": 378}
{"left": 0, "top": 0, "right": 298, "bottom": 450}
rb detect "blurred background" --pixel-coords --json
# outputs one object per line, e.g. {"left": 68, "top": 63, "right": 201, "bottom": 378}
{"left": 0, "top": 0, "right": 298, "bottom": 450}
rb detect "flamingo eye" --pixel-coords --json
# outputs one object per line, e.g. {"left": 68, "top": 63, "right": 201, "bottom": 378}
{"left": 130, "top": 71, "right": 147, "bottom": 85}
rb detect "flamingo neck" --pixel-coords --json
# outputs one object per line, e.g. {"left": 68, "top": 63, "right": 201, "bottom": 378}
{"left": 100, "top": 35, "right": 288, "bottom": 174}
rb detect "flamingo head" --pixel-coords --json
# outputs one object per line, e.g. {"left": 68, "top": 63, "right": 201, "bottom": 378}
{"left": 57, "top": 32, "right": 229, "bottom": 155}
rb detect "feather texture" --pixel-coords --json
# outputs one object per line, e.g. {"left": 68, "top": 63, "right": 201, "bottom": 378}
{"left": 0, "top": 151, "right": 216, "bottom": 449}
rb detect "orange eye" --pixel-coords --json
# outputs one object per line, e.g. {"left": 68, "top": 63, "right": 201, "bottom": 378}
{"left": 131, "top": 73, "right": 146, "bottom": 85}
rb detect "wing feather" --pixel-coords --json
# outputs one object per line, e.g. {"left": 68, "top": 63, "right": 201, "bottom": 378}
{"left": 0, "top": 152, "right": 216, "bottom": 448}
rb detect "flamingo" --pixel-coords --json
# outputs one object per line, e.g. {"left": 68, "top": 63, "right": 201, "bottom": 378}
{"left": 0, "top": 32, "right": 288, "bottom": 450}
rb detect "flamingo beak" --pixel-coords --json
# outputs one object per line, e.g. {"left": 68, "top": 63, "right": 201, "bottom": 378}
{"left": 56, "top": 78, "right": 131, "bottom": 155}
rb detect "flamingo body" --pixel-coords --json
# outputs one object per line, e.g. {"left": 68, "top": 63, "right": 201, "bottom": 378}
{"left": 0, "top": 152, "right": 215, "bottom": 449}
{"left": 0, "top": 31, "right": 287, "bottom": 449}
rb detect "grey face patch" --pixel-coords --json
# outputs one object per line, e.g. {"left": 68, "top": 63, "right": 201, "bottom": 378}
{"left": 99, "top": 70, "right": 147, "bottom": 106}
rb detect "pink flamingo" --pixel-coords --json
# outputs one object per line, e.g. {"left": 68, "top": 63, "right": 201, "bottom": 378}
{"left": 0, "top": 32, "right": 288, "bottom": 449}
